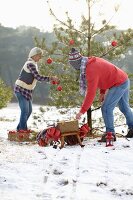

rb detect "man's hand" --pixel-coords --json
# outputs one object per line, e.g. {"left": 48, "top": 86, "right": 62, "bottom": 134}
{"left": 76, "top": 112, "right": 83, "bottom": 120}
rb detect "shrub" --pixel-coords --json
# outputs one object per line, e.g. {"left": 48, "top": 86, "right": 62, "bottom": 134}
{"left": 0, "top": 79, "right": 13, "bottom": 109}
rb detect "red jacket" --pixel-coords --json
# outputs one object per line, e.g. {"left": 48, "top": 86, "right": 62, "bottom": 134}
{"left": 80, "top": 57, "right": 128, "bottom": 114}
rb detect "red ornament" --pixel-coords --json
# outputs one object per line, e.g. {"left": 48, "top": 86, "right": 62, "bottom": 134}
{"left": 51, "top": 80, "right": 56, "bottom": 85}
{"left": 69, "top": 39, "right": 75, "bottom": 45}
{"left": 51, "top": 80, "right": 60, "bottom": 85}
{"left": 57, "top": 85, "right": 62, "bottom": 91}
{"left": 47, "top": 58, "right": 53, "bottom": 64}
{"left": 111, "top": 41, "right": 118, "bottom": 47}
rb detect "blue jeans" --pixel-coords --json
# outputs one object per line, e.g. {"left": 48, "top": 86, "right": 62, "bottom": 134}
{"left": 101, "top": 79, "right": 133, "bottom": 133}
{"left": 15, "top": 92, "right": 32, "bottom": 130}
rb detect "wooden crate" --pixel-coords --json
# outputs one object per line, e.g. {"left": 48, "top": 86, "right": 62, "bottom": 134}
{"left": 57, "top": 120, "right": 79, "bottom": 133}
{"left": 7, "top": 130, "right": 38, "bottom": 142}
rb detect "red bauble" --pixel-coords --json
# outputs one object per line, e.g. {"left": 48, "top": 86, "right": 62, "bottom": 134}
{"left": 51, "top": 80, "right": 60, "bottom": 85}
{"left": 111, "top": 41, "right": 118, "bottom": 47}
{"left": 57, "top": 85, "right": 62, "bottom": 91}
{"left": 47, "top": 58, "right": 53, "bottom": 64}
{"left": 69, "top": 39, "right": 75, "bottom": 45}
{"left": 51, "top": 80, "right": 56, "bottom": 85}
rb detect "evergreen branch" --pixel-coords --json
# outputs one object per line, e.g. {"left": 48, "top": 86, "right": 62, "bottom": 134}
{"left": 99, "top": 44, "right": 122, "bottom": 58}
{"left": 92, "top": 16, "right": 115, "bottom": 37}
{"left": 47, "top": 0, "right": 88, "bottom": 38}
{"left": 91, "top": 3, "right": 120, "bottom": 37}
{"left": 52, "top": 53, "right": 66, "bottom": 56}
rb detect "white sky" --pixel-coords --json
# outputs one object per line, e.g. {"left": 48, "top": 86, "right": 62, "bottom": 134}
{"left": 0, "top": 0, "right": 133, "bottom": 32}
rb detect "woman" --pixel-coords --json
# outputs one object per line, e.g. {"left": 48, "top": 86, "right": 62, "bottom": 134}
{"left": 14, "top": 47, "right": 58, "bottom": 131}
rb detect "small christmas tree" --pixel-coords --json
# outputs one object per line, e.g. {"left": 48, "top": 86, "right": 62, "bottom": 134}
{"left": 35, "top": 0, "right": 133, "bottom": 133}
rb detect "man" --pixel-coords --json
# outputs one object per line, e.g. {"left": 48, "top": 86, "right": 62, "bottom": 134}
{"left": 14, "top": 47, "right": 58, "bottom": 131}
{"left": 69, "top": 48, "right": 133, "bottom": 141}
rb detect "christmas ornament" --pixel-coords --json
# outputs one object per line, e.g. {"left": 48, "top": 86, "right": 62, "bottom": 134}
{"left": 51, "top": 80, "right": 60, "bottom": 85}
{"left": 51, "top": 80, "right": 56, "bottom": 85}
{"left": 69, "top": 39, "right": 75, "bottom": 45}
{"left": 111, "top": 41, "right": 118, "bottom": 47}
{"left": 57, "top": 85, "right": 62, "bottom": 91}
{"left": 47, "top": 58, "right": 53, "bottom": 64}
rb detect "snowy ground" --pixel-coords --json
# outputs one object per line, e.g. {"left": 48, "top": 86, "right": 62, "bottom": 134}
{"left": 0, "top": 103, "right": 133, "bottom": 200}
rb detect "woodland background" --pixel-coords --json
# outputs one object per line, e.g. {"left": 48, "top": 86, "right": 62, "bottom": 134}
{"left": 0, "top": 24, "right": 133, "bottom": 104}
{"left": 0, "top": 24, "right": 55, "bottom": 104}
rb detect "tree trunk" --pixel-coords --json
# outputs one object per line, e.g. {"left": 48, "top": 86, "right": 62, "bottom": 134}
{"left": 87, "top": 108, "right": 92, "bottom": 135}
{"left": 87, "top": 0, "right": 92, "bottom": 135}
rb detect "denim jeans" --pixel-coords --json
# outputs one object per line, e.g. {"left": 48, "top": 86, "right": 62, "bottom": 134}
{"left": 15, "top": 92, "right": 32, "bottom": 130}
{"left": 101, "top": 79, "right": 133, "bottom": 133}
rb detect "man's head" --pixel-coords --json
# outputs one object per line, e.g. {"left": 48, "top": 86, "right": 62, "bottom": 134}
{"left": 69, "top": 48, "right": 82, "bottom": 70}
{"left": 28, "top": 47, "right": 43, "bottom": 62}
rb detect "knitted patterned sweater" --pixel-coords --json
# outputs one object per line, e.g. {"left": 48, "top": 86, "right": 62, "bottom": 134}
{"left": 14, "top": 58, "right": 50, "bottom": 100}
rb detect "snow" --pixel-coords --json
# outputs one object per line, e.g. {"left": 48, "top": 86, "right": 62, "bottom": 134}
{"left": 0, "top": 103, "right": 133, "bottom": 200}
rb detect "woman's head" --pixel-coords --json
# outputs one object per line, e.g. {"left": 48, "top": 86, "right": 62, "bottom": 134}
{"left": 28, "top": 47, "right": 43, "bottom": 62}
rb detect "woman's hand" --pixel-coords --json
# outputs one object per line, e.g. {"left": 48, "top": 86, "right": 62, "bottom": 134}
{"left": 50, "top": 76, "right": 59, "bottom": 83}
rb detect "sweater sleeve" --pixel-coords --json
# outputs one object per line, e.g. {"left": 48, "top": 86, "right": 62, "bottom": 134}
{"left": 80, "top": 75, "right": 99, "bottom": 114}
{"left": 27, "top": 63, "right": 50, "bottom": 82}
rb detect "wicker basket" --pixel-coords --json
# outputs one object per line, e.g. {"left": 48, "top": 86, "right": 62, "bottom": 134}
{"left": 7, "top": 130, "right": 38, "bottom": 142}
{"left": 57, "top": 120, "right": 79, "bottom": 133}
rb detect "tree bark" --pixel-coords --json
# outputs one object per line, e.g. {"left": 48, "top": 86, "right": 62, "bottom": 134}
{"left": 87, "top": 108, "right": 92, "bottom": 135}
{"left": 87, "top": 0, "right": 92, "bottom": 135}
